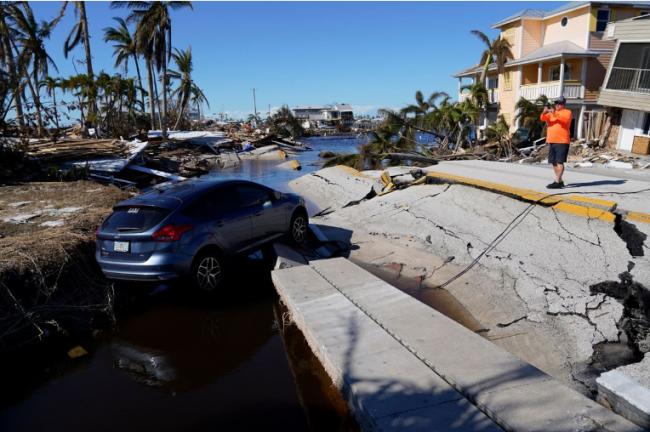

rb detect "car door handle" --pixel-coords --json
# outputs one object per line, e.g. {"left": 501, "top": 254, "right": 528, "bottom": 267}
{"left": 254, "top": 212, "right": 263, "bottom": 217}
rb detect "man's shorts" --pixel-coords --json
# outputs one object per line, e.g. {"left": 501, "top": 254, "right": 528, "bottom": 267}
{"left": 548, "top": 143, "right": 570, "bottom": 165}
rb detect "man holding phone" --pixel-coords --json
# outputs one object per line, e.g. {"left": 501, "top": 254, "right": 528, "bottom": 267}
{"left": 540, "top": 96, "right": 572, "bottom": 189}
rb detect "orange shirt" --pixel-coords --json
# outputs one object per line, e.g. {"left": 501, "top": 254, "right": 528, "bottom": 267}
{"left": 540, "top": 108, "right": 572, "bottom": 144}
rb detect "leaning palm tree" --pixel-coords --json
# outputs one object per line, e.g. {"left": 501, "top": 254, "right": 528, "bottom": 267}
{"left": 470, "top": 29, "right": 513, "bottom": 85}
{"left": 62, "top": 1, "right": 96, "bottom": 130}
{"left": 115, "top": 1, "right": 193, "bottom": 137}
{"left": 103, "top": 17, "right": 145, "bottom": 109}
{"left": 9, "top": 2, "right": 58, "bottom": 136}
{"left": 0, "top": 3, "right": 26, "bottom": 133}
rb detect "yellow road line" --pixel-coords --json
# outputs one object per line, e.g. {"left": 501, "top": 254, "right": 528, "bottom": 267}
{"left": 424, "top": 171, "right": 641, "bottom": 224}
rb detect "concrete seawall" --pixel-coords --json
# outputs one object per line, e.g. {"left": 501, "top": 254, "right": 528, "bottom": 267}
{"left": 272, "top": 257, "right": 643, "bottom": 431}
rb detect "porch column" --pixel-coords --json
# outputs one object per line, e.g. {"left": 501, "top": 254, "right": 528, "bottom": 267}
{"left": 458, "top": 77, "right": 462, "bottom": 100}
{"left": 560, "top": 56, "right": 564, "bottom": 96}
{"left": 516, "top": 65, "right": 523, "bottom": 127}
{"left": 537, "top": 62, "right": 542, "bottom": 83}
{"left": 577, "top": 105, "right": 586, "bottom": 140}
{"left": 580, "top": 58, "right": 587, "bottom": 99}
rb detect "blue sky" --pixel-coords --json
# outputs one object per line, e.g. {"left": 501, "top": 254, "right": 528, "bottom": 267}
{"left": 30, "top": 1, "right": 555, "bottom": 119}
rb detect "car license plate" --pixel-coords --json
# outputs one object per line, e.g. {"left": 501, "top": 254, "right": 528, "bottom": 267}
{"left": 114, "top": 241, "right": 130, "bottom": 253}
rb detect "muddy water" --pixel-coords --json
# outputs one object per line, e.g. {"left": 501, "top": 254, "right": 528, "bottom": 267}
{"left": 0, "top": 258, "right": 357, "bottom": 431}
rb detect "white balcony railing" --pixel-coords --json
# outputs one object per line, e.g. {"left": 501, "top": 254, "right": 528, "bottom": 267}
{"left": 606, "top": 67, "right": 650, "bottom": 94}
{"left": 458, "top": 88, "right": 499, "bottom": 104}
{"left": 519, "top": 81, "right": 583, "bottom": 101}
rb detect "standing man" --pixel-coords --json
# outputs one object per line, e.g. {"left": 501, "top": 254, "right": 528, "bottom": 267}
{"left": 540, "top": 96, "right": 572, "bottom": 189}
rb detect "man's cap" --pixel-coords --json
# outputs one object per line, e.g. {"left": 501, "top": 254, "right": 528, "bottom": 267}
{"left": 554, "top": 96, "right": 566, "bottom": 105}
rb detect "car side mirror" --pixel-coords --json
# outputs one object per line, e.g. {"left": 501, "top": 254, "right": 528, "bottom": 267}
{"left": 273, "top": 191, "right": 283, "bottom": 200}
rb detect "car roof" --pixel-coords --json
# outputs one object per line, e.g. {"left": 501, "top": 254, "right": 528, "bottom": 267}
{"left": 116, "top": 178, "right": 264, "bottom": 209}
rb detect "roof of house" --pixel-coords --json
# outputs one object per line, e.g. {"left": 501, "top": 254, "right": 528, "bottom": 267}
{"left": 507, "top": 40, "right": 600, "bottom": 66}
{"left": 453, "top": 63, "right": 498, "bottom": 78}
{"left": 492, "top": 1, "right": 650, "bottom": 28}
{"left": 333, "top": 103, "right": 353, "bottom": 112}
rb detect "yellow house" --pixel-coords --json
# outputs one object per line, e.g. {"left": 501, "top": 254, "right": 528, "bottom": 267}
{"left": 454, "top": 1, "right": 650, "bottom": 139}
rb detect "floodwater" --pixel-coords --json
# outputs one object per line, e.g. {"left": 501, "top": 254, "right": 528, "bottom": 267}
{"left": 0, "top": 136, "right": 364, "bottom": 432}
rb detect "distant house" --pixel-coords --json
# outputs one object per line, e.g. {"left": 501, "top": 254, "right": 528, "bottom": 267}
{"left": 454, "top": 1, "right": 650, "bottom": 139}
{"left": 292, "top": 104, "right": 354, "bottom": 128}
{"left": 598, "top": 14, "right": 650, "bottom": 153}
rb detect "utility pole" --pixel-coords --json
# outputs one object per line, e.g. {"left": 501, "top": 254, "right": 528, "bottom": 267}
{"left": 268, "top": 104, "right": 271, "bottom": 118}
{"left": 252, "top": 88, "right": 257, "bottom": 118}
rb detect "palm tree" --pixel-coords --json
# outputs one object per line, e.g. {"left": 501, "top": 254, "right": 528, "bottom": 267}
{"left": 0, "top": 3, "right": 26, "bottom": 133}
{"left": 9, "top": 2, "right": 58, "bottom": 136}
{"left": 115, "top": 1, "right": 193, "bottom": 137}
{"left": 189, "top": 82, "right": 208, "bottom": 121}
{"left": 470, "top": 29, "right": 513, "bottom": 85}
{"left": 168, "top": 46, "right": 206, "bottom": 129}
{"left": 39, "top": 76, "right": 61, "bottom": 129}
{"left": 62, "top": 1, "right": 96, "bottom": 131}
{"left": 103, "top": 17, "right": 145, "bottom": 110}
{"left": 460, "top": 82, "right": 488, "bottom": 109}
{"left": 515, "top": 95, "right": 548, "bottom": 138}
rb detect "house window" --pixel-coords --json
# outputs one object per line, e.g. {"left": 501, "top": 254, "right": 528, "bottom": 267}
{"left": 549, "top": 64, "right": 572, "bottom": 81}
{"left": 487, "top": 76, "right": 498, "bottom": 89}
{"left": 561, "top": 17, "right": 569, "bottom": 27}
{"left": 503, "top": 71, "right": 512, "bottom": 91}
{"left": 596, "top": 9, "right": 610, "bottom": 32}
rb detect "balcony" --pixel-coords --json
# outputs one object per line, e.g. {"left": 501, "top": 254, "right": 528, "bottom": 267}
{"left": 606, "top": 67, "right": 650, "bottom": 94}
{"left": 519, "top": 80, "right": 583, "bottom": 101}
{"left": 458, "top": 88, "right": 499, "bottom": 104}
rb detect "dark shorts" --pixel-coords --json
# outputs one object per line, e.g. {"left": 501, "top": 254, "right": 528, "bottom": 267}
{"left": 548, "top": 143, "right": 569, "bottom": 165}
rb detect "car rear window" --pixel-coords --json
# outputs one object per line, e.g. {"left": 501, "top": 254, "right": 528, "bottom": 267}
{"left": 102, "top": 206, "right": 170, "bottom": 232}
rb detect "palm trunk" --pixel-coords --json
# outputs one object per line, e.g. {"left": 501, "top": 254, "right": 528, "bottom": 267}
{"left": 146, "top": 58, "right": 156, "bottom": 130}
{"left": 27, "top": 68, "right": 45, "bottom": 136}
{"left": 152, "top": 71, "right": 163, "bottom": 130}
{"left": 79, "top": 2, "right": 96, "bottom": 131}
{"left": 0, "top": 13, "right": 26, "bottom": 133}
{"left": 161, "top": 56, "right": 168, "bottom": 137}
{"left": 133, "top": 54, "right": 145, "bottom": 111}
{"left": 173, "top": 90, "right": 187, "bottom": 130}
{"left": 52, "top": 90, "right": 60, "bottom": 130}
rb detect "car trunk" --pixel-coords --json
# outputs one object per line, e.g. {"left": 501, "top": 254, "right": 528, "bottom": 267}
{"left": 98, "top": 205, "right": 172, "bottom": 262}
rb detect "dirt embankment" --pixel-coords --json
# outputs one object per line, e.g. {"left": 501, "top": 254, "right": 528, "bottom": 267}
{"left": 0, "top": 181, "right": 131, "bottom": 351}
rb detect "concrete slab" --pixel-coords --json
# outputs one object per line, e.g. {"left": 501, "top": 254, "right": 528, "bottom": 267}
{"left": 289, "top": 165, "right": 382, "bottom": 211}
{"left": 272, "top": 265, "right": 501, "bottom": 431}
{"left": 597, "top": 354, "right": 650, "bottom": 429}
{"left": 298, "top": 258, "right": 643, "bottom": 431}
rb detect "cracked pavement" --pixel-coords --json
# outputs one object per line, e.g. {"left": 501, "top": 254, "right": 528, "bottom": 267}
{"left": 290, "top": 166, "right": 650, "bottom": 394}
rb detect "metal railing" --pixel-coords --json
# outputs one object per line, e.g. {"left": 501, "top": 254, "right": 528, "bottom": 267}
{"left": 606, "top": 67, "right": 650, "bottom": 93}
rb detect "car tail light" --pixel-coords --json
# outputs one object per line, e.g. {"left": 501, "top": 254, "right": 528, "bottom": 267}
{"left": 152, "top": 224, "right": 193, "bottom": 242}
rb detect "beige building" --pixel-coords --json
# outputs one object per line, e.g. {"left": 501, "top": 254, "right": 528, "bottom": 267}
{"left": 455, "top": 1, "right": 650, "bottom": 139}
{"left": 598, "top": 14, "right": 650, "bottom": 153}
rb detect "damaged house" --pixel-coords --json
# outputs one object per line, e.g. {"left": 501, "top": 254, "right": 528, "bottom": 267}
{"left": 598, "top": 14, "right": 650, "bottom": 154}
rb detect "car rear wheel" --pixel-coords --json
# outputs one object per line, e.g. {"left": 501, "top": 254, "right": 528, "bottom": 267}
{"left": 193, "top": 252, "right": 223, "bottom": 292}
{"left": 289, "top": 211, "right": 308, "bottom": 245}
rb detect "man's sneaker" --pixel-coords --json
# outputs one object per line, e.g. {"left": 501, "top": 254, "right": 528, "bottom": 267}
{"left": 546, "top": 181, "right": 564, "bottom": 189}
